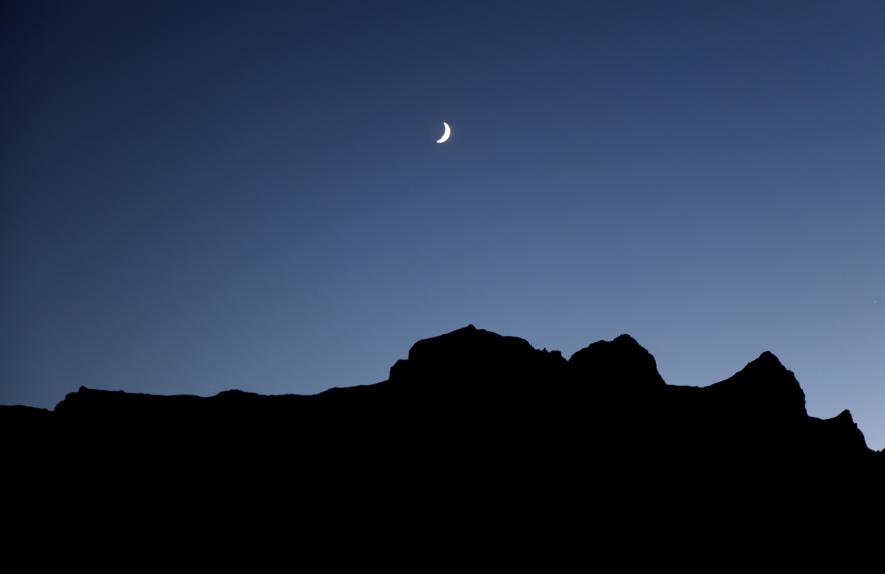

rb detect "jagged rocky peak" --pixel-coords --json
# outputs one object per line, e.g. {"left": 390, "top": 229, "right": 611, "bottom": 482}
{"left": 387, "top": 324, "right": 567, "bottom": 388}
{"left": 811, "top": 409, "right": 870, "bottom": 454}
{"left": 407, "top": 324, "right": 541, "bottom": 358}
{"left": 568, "top": 333, "right": 666, "bottom": 388}
{"left": 709, "top": 350, "right": 807, "bottom": 419}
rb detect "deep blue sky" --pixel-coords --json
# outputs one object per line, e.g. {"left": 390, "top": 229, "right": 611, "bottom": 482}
{"left": 3, "top": 1, "right": 883, "bottom": 447}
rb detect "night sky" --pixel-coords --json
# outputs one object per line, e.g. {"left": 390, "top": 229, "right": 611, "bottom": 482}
{"left": 3, "top": 1, "right": 883, "bottom": 447}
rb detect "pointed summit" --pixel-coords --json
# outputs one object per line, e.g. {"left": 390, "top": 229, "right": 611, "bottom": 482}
{"left": 709, "top": 350, "right": 807, "bottom": 420}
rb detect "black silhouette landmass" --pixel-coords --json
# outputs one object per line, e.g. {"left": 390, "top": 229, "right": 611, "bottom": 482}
{"left": 4, "top": 325, "right": 883, "bottom": 536}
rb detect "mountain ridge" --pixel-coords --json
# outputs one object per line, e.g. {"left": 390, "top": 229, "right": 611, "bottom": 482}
{"left": 4, "top": 324, "right": 878, "bottom": 452}
{"left": 5, "top": 323, "right": 884, "bottom": 542}
{"left": 3, "top": 325, "right": 883, "bottom": 483}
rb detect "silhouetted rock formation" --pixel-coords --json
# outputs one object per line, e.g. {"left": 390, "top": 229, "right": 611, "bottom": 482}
{"left": 4, "top": 324, "right": 883, "bottom": 527}
{"left": 569, "top": 333, "right": 666, "bottom": 390}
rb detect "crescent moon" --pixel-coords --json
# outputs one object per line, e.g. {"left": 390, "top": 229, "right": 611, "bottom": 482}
{"left": 436, "top": 121, "right": 451, "bottom": 144}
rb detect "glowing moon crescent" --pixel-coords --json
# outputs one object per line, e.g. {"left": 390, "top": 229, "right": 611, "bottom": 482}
{"left": 436, "top": 121, "right": 451, "bottom": 144}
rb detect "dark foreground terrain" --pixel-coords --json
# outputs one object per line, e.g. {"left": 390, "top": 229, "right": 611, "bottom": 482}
{"left": 4, "top": 325, "right": 883, "bottom": 550}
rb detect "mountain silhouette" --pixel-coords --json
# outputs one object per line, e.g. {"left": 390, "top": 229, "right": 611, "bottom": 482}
{"left": 4, "top": 324, "right": 883, "bottom": 540}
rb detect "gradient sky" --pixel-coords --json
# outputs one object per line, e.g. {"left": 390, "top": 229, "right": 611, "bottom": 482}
{"left": 3, "top": 1, "right": 883, "bottom": 448}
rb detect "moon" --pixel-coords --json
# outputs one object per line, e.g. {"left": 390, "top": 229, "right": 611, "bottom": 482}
{"left": 436, "top": 121, "right": 452, "bottom": 144}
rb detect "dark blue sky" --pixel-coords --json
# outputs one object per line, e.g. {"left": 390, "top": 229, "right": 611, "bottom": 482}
{"left": 3, "top": 1, "right": 884, "bottom": 447}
